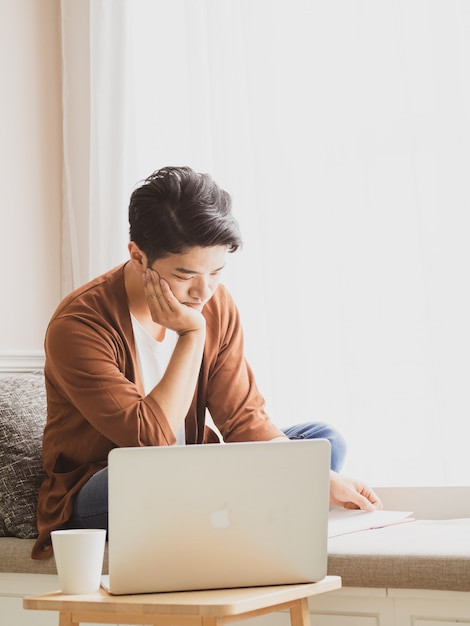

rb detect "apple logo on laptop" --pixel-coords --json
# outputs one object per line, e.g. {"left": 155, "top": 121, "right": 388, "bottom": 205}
{"left": 210, "top": 503, "right": 231, "bottom": 528}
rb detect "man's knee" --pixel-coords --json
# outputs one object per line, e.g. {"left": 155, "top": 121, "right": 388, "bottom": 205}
{"left": 282, "top": 421, "right": 347, "bottom": 472}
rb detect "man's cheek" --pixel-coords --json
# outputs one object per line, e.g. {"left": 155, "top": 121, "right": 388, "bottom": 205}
{"left": 167, "top": 282, "right": 185, "bottom": 301}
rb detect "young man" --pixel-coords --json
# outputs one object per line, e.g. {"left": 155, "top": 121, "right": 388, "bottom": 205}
{"left": 33, "top": 166, "right": 382, "bottom": 559}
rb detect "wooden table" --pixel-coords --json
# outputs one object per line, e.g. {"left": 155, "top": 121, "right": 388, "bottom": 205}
{"left": 23, "top": 576, "right": 341, "bottom": 626}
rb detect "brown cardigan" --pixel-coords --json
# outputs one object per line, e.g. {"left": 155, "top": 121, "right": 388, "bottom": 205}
{"left": 33, "top": 264, "right": 283, "bottom": 559}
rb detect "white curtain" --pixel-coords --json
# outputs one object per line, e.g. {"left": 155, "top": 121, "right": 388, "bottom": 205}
{"left": 61, "top": 0, "right": 470, "bottom": 487}
{"left": 60, "top": 0, "right": 136, "bottom": 293}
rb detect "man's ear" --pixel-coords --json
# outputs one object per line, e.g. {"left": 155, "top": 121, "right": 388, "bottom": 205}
{"left": 128, "top": 242, "right": 148, "bottom": 272}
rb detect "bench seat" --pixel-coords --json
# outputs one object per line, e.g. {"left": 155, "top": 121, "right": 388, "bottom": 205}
{"left": 327, "top": 518, "right": 470, "bottom": 591}
{"left": 3, "top": 519, "right": 470, "bottom": 592}
{"left": 0, "top": 537, "right": 108, "bottom": 575}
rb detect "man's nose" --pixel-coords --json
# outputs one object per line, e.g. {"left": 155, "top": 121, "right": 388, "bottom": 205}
{"left": 189, "top": 276, "right": 212, "bottom": 301}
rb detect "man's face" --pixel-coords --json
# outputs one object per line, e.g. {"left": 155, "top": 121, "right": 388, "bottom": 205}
{"left": 150, "top": 246, "right": 228, "bottom": 312}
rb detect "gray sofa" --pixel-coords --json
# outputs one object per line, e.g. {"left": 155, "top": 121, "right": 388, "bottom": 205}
{"left": 1, "top": 373, "right": 469, "bottom": 592}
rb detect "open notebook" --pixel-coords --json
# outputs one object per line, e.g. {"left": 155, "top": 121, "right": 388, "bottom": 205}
{"left": 328, "top": 508, "right": 414, "bottom": 537}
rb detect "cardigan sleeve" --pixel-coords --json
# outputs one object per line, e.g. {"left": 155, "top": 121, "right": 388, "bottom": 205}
{"left": 44, "top": 313, "right": 176, "bottom": 448}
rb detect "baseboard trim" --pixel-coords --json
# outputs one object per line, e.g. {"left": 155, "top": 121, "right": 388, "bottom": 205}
{"left": 0, "top": 351, "right": 45, "bottom": 373}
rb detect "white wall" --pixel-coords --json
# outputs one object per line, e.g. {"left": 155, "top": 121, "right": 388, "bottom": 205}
{"left": 0, "top": 0, "right": 62, "bottom": 367}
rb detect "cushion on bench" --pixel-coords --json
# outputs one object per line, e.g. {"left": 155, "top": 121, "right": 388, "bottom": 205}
{"left": 327, "top": 518, "right": 470, "bottom": 591}
{"left": 2, "top": 520, "right": 469, "bottom": 592}
{"left": 0, "top": 537, "right": 109, "bottom": 575}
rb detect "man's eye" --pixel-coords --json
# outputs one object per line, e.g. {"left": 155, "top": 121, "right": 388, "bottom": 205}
{"left": 175, "top": 275, "right": 193, "bottom": 281}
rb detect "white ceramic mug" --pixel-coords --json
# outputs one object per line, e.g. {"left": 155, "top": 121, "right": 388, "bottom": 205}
{"left": 51, "top": 528, "right": 106, "bottom": 594}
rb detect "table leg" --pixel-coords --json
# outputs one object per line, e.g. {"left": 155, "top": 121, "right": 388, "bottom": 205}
{"left": 289, "top": 597, "right": 311, "bottom": 626}
{"left": 58, "top": 612, "right": 79, "bottom": 626}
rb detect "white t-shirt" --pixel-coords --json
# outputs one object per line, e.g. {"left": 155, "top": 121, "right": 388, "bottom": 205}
{"left": 130, "top": 314, "right": 185, "bottom": 445}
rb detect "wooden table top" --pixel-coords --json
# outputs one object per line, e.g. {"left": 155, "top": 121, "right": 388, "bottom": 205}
{"left": 23, "top": 576, "right": 342, "bottom": 617}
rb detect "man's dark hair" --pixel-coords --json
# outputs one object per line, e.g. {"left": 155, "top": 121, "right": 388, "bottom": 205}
{"left": 129, "top": 166, "right": 242, "bottom": 265}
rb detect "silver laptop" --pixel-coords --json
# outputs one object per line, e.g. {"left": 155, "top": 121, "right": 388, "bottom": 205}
{"left": 102, "top": 439, "right": 330, "bottom": 595}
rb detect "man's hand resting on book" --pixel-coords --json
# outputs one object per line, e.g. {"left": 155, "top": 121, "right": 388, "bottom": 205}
{"left": 330, "top": 471, "right": 384, "bottom": 511}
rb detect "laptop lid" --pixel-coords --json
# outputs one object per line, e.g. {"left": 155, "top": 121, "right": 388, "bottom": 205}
{"left": 103, "top": 439, "right": 330, "bottom": 594}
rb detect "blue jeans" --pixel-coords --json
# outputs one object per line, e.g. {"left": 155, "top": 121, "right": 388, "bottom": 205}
{"left": 66, "top": 421, "right": 346, "bottom": 531}
{"left": 281, "top": 421, "right": 346, "bottom": 472}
